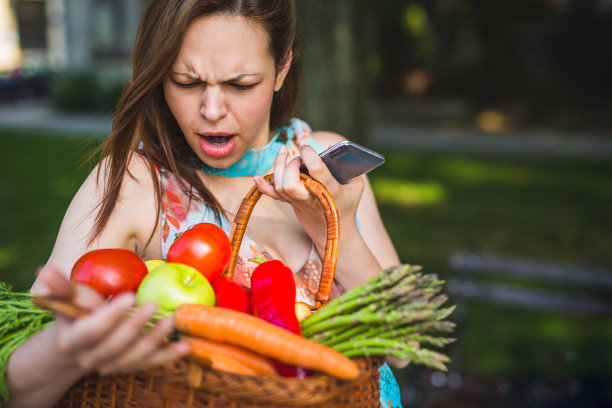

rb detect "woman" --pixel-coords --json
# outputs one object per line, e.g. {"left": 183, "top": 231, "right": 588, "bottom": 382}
{"left": 5, "top": 1, "right": 402, "bottom": 407}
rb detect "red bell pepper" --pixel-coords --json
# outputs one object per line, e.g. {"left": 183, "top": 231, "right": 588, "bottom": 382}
{"left": 211, "top": 276, "right": 251, "bottom": 314}
{"left": 250, "top": 259, "right": 312, "bottom": 378}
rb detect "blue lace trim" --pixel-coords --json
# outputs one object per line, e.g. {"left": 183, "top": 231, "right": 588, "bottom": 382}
{"left": 379, "top": 363, "right": 403, "bottom": 407}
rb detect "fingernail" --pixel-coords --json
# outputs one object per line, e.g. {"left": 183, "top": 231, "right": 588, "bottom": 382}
{"left": 113, "top": 292, "right": 135, "bottom": 307}
{"left": 141, "top": 302, "right": 158, "bottom": 315}
{"left": 174, "top": 340, "right": 191, "bottom": 354}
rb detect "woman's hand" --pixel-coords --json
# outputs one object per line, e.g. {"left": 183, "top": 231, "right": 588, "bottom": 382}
{"left": 253, "top": 142, "right": 396, "bottom": 291}
{"left": 39, "top": 266, "right": 190, "bottom": 375}
{"left": 253, "top": 145, "right": 364, "bottom": 244}
{"left": 386, "top": 339, "right": 420, "bottom": 369}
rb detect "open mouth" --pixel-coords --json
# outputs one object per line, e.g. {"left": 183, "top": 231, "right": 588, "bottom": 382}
{"left": 204, "top": 135, "right": 235, "bottom": 145}
{"left": 198, "top": 133, "right": 238, "bottom": 159}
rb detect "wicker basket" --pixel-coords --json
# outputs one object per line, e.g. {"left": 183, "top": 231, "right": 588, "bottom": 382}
{"left": 55, "top": 174, "right": 382, "bottom": 408}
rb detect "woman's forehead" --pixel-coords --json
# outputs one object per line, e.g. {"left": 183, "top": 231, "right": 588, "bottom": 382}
{"left": 170, "top": 15, "right": 275, "bottom": 83}
{"left": 171, "top": 14, "right": 273, "bottom": 74}
{"left": 183, "top": 14, "right": 270, "bottom": 57}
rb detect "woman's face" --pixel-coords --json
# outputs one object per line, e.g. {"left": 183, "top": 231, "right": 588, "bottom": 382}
{"left": 163, "top": 14, "right": 289, "bottom": 169}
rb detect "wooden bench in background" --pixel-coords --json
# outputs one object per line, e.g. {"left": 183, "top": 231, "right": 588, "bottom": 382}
{"left": 446, "top": 250, "right": 612, "bottom": 316}
{"left": 401, "top": 251, "right": 612, "bottom": 407}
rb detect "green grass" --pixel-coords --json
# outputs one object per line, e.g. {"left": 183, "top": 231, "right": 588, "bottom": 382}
{"left": 367, "top": 150, "right": 612, "bottom": 384}
{"left": 0, "top": 128, "right": 102, "bottom": 291}
{"left": 1, "top": 127, "right": 611, "bottom": 385}
{"left": 370, "top": 152, "right": 612, "bottom": 271}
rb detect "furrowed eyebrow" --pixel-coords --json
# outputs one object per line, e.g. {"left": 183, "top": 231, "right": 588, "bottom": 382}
{"left": 224, "top": 73, "right": 260, "bottom": 82}
{"left": 170, "top": 72, "right": 200, "bottom": 80}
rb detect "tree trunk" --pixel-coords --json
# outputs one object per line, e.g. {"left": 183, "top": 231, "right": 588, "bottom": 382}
{"left": 296, "top": 0, "right": 370, "bottom": 144}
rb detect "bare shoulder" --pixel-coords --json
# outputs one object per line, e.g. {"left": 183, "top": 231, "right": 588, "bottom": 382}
{"left": 121, "top": 152, "right": 158, "bottom": 192}
{"left": 91, "top": 151, "right": 155, "bottom": 189}
{"left": 310, "top": 130, "right": 347, "bottom": 150}
{"left": 38, "top": 152, "right": 160, "bottom": 287}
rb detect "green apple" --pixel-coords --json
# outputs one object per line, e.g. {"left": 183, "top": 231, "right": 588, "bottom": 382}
{"left": 136, "top": 262, "right": 215, "bottom": 311}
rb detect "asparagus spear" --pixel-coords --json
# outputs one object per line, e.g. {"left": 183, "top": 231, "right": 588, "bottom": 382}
{"left": 301, "top": 264, "right": 456, "bottom": 371}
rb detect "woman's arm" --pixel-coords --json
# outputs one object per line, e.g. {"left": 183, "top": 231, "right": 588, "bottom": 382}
{"left": 6, "top": 268, "right": 185, "bottom": 408}
{"left": 32, "top": 154, "right": 161, "bottom": 292}
{"left": 354, "top": 175, "right": 400, "bottom": 270}
{"left": 312, "top": 132, "right": 399, "bottom": 288}
{"left": 6, "top": 155, "right": 187, "bottom": 408}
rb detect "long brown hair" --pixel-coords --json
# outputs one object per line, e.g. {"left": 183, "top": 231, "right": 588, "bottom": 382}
{"left": 90, "top": 0, "right": 301, "bottom": 246}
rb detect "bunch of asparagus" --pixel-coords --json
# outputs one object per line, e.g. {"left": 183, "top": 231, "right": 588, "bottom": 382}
{"left": 301, "top": 264, "right": 456, "bottom": 371}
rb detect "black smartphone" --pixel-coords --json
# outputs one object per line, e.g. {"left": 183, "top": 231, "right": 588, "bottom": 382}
{"left": 300, "top": 141, "right": 385, "bottom": 184}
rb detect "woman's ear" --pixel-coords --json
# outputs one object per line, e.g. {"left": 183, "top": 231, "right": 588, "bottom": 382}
{"left": 274, "top": 49, "right": 293, "bottom": 92}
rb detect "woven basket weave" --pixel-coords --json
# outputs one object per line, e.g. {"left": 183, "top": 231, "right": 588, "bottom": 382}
{"left": 55, "top": 174, "right": 381, "bottom": 408}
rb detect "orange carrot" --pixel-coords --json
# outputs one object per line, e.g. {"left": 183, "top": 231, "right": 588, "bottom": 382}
{"left": 189, "top": 350, "right": 258, "bottom": 376}
{"left": 173, "top": 304, "right": 360, "bottom": 380}
{"left": 210, "top": 356, "right": 258, "bottom": 376}
{"left": 182, "top": 336, "right": 279, "bottom": 376}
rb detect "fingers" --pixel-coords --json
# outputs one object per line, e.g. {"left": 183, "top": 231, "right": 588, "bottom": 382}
{"left": 97, "top": 316, "right": 189, "bottom": 375}
{"left": 39, "top": 264, "right": 105, "bottom": 311}
{"left": 299, "top": 145, "right": 335, "bottom": 185}
{"left": 40, "top": 266, "right": 189, "bottom": 375}
{"left": 142, "top": 339, "right": 191, "bottom": 369}
{"left": 281, "top": 155, "right": 310, "bottom": 201}
{"left": 273, "top": 145, "right": 309, "bottom": 201}
{"left": 253, "top": 175, "right": 284, "bottom": 201}
{"left": 70, "top": 283, "right": 107, "bottom": 311}
{"left": 57, "top": 292, "right": 136, "bottom": 353}
{"left": 301, "top": 145, "right": 365, "bottom": 195}
{"left": 387, "top": 355, "right": 411, "bottom": 369}
{"left": 101, "top": 320, "right": 190, "bottom": 374}
{"left": 387, "top": 340, "right": 420, "bottom": 369}
{"left": 57, "top": 293, "right": 188, "bottom": 375}
{"left": 39, "top": 265, "right": 74, "bottom": 298}
{"left": 255, "top": 145, "right": 311, "bottom": 202}
{"left": 77, "top": 301, "right": 159, "bottom": 370}
{"left": 272, "top": 145, "right": 289, "bottom": 193}
{"left": 253, "top": 146, "right": 290, "bottom": 201}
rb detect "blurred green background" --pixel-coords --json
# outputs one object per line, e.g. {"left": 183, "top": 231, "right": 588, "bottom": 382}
{"left": 1, "top": 1, "right": 612, "bottom": 407}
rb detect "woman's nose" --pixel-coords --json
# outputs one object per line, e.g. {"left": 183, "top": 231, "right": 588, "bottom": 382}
{"left": 200, "top": 86, "right": 227, "bottom": 122}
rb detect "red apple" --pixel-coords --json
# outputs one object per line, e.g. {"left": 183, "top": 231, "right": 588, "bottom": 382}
{"left": 70, "top": 248, "right": 148, "bottom": 298}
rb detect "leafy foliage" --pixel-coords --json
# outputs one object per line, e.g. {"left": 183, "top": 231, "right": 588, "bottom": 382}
{"left": 0, "top": 283, "right": 53, "bottom": 402}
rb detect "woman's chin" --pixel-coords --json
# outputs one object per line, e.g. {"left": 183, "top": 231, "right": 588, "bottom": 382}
{"left": 197, "top": 153, "right": 242, "bottom": 170}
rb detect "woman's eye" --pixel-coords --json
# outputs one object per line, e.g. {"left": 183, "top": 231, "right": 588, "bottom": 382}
{"left": 230, "top": 83, "right": 256, "bottom": 91}
{"left": 171, "top": 79, "right": 200, "bottom": 89}
{"left": 176, "top": 82, "right": 200, "bottom": 89}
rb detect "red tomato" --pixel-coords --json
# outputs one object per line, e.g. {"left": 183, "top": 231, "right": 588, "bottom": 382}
{"left": 211, "top": 276, "right": 251, "bottom": 314}
{"left": 166, "top": 223, "right": 232, "bottom": 282}
{"left": 70, "top": 248, "right": 148, "bottom": 298}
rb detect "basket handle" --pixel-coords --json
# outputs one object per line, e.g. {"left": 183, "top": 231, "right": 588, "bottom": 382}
{"left": 225, "top": 173, "right": 339, "bottom": 309}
